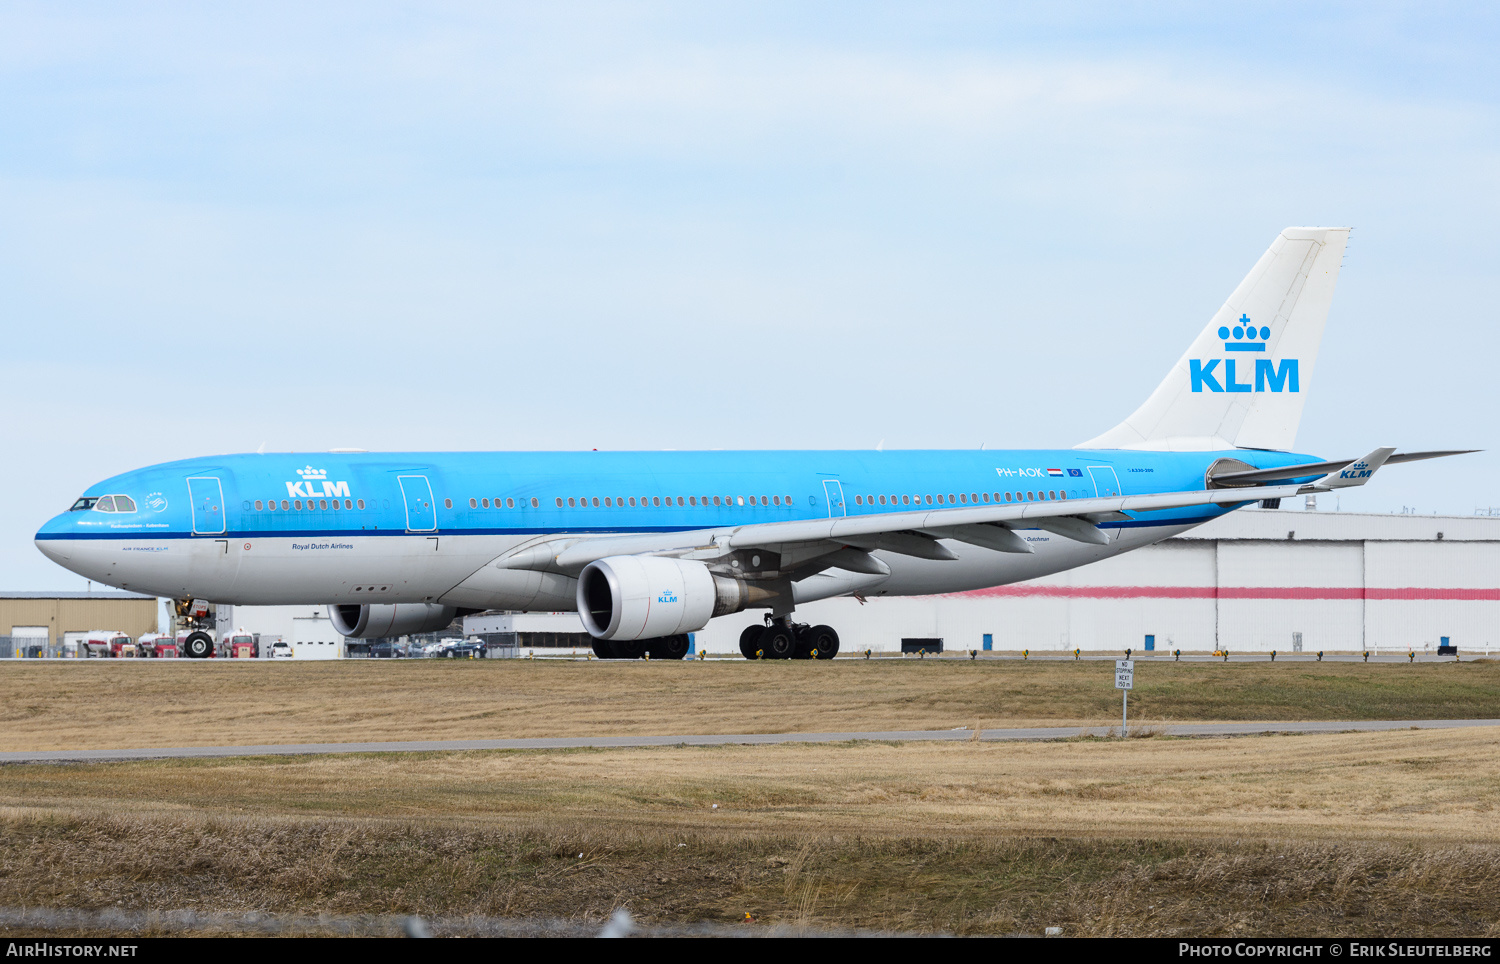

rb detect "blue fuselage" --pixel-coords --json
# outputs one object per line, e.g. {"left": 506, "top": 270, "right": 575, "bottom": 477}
{"left": 34, "top": 447, "right": 1316, "bottom": 607}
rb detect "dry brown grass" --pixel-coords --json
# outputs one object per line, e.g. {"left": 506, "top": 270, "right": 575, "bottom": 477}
{"left": 3, "top": 728, "right": 1497, "bottom": 842}
{"left": 1, "top": 728, "right": 1499, "bottom": 935}
{"left": 0, "top": 658, "right": 1496, "bottom": 751}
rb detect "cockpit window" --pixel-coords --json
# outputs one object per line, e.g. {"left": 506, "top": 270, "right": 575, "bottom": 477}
{"left": 113, "top": 495, "right": 137, "bottom": 512}
{"left": 69, "top": 497, "right": 99, "bottom": 512}
{"left": 94, "top": 496, "right": 117, "bottom": 512}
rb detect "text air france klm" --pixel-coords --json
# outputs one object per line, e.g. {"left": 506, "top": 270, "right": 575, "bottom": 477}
{"left": 1190, "top": 315, "right": 1299, "bottom": 394}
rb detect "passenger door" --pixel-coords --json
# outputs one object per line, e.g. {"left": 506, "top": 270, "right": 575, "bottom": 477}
{"left": 1088, "top": 466, "right": 1123, "bottom": 499}
{"left": 187, "top": 477, "right": 226, "bottom": 534}
{"left": 822, "top": 479, "right": 846, "bottom": 518}
{"left": 398, "top": 475, "right": 437, "bottom": 532}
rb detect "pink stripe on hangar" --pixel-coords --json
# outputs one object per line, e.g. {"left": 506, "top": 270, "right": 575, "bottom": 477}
{"left": 949, "top": 586, "right": 1500, "bottom": 601}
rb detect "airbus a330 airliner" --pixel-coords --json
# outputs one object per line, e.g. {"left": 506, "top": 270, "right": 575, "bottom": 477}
{"left": 35, "top": 227, "right": 1471, "bottom": 659}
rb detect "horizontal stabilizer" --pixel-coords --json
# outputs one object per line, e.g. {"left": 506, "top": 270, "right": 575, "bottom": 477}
{"left": 1207, "top": 449, "right": 1479, "bottom": 487}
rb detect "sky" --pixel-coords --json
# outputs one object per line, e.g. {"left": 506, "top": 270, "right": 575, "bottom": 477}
{"left": 2, "top": 2, "right": 1497, "bottom": 590}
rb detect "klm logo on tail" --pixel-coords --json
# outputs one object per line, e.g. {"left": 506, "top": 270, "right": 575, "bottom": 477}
{"left": 1190, "top": 314, "right": 1299, "bottom": 394}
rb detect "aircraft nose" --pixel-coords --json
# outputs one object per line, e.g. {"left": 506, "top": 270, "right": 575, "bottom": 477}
{"left": 34, "top": 512, "right": 75, "bottom": 564}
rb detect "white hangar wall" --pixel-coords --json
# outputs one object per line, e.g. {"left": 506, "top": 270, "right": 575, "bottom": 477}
{"left": 696, "top": 511, "right": 1500, "bottom": 654}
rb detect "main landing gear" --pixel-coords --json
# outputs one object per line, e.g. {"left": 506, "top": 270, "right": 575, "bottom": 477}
{"left": 591, "top": 635, "right": 691, "bottom": 660}
{"left": 740, "top": 616, "right": 839, "bottom": 661}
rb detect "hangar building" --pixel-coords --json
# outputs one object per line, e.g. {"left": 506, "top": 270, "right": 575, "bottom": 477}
{"left": 697, "top": 510, "right": 1500, "bottom": 655}
{"left": 1, "top": 591, "right": 159, "bottom": 657}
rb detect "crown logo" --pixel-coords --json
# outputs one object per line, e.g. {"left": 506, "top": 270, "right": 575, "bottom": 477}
{"left": 1219, "top": 314, "right": 1268, "bottom": 352}
{"left": 296, "top": 465, "right": 328, "bottom": 479}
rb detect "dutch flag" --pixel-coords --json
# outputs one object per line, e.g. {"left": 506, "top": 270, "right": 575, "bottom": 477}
{"left": 1046, "top": 468, "right": 1064, "bottom": 477}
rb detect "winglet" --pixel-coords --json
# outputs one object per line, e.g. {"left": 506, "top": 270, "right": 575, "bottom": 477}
{"left": 1309, "top": 446, "right": 1395, "bottom": 489}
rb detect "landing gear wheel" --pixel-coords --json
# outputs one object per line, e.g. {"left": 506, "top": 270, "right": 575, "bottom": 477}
{"left": 590, "top": 638, "right": 616, "bottom": 660}
{"left": 183, "top": 632, "right": 213, "bottom": 659}
{"left": 792, "top": 625, "right": 816, "bottom": 660}
{"left": 613, "top": 638, "right": 646, "bottom": 660}
{"left": 739, "top": 625, "right": 763, "bottom": 660}
{"left": 759, "top": 624, "right": 796, "bottom": 660}
{"left": 647, "top": 634, "right": 691, "bottom": 660}
{"left": 809, "top": 625, "right": 840, "bottom": 660}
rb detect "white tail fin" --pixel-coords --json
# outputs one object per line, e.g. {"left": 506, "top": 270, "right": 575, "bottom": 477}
{"left": 1079, "top": 226, "right": 1350, "bottom": 452}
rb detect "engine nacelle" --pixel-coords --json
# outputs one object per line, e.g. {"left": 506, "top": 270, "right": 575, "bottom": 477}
{"left": 329, "top": 603, "right": 460, "bottom": 639}
{"left": 578, "top": 556, "right": 748, "bottom": 640}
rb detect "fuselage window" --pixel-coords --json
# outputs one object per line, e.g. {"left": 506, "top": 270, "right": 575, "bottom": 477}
{"left": 689, "top": 496, "right": 697, "bottom": 506}
{"left": 878, "top": 495, "right": 886, "bottom": 505}
{"left": 736, "top": 496, "right": 744, "bottom": 506}
{"left": 293, "top": 500, "right": 302, "bottom": 510}
{"left": 628, "top": 497, "right": 637, "bottom": 507}
{"left": 605, "top": 497, "right": 612, "bottom": 507}
{"left": 773, "top": 496, "right": 782, "bottom": 506}
{"left": 507, "top": 498, "right": 515, "bottom": 508}
{"left": 1049, "top": 490, "right": 1057, "bottom": 500}
{"left": 481, "top": 498, "right": 489, "bottom": 508}
{"left": 854, "top": 495, "right": 862, "bottom": 506}
{"left": 469, "top": 498, "right": 478, "bottom": 509}
{"left": 982, "top": 493, "right": 990, "bottom": 503}
{"left": 958, "top": 493, "right": 966, "bottom": 503}
{"left": 1004, "top": 492, "right": 1012, "bottom": 502}
{"left": 901, "top": 495, "right": 909, "bottom": 505}
{"left": 784, "top": 495, "right": 791, "bottom": 505}
{"left": 444, "top": 498, "right": 452, "bottom": 509}
{"left": 1026, "top": 491, "right": 1034, "bottom": 501}
{"left": 316, "top": 499, "right": 326, "bottom": 510}
{"left": 749, "top": 496, "right": 757, "bottom": 506}
{"left": 357, "top": 499, "right": 365, "bottom": 510}
{"left": 761, "top": 495, "right": 769, "bottom": 505}
{"left": 936, "top": 494, "right": 944, "bottom": 504}
{"left": 948, "top": 494, "right": 955, "bottom": 504}
{"left": 268, "top": 500, "right": 276, "bottom": 511}
{"left": 592, "top": 497, "right": 600, "bottom": 507}
{"left": 924, "top": 495, "right": 933, "bottom": 505}
{"left": 675, "top": 496, "right": 683, "bottom": 507}
{"left": 568, "top": 498, "right": 576, "bottom": 507}
{"left": 331, "top": 500, "right": 339, "bottom": 511}
{"left": 652, "top": 497, "right": 661, "bottom": 507}
{"left": 1060, "top": 491, "right": 1067, "bottom": 500}
{"left": 255, "top": 500, "right": 264, "bottom": 511}
{"left": 281, "top": 500, "right": 290, "bottom": 510}
{"left": 530, "top": 498, "right": 538, "bottom": 508}
{"left": 713, "top": 496, "right": 721, "bottom": 506}
{"left": 344, "top": 499, "right": 352, "bottom": 509}
{"left": 557, "top": 498, "right": 564, "bottom": 507}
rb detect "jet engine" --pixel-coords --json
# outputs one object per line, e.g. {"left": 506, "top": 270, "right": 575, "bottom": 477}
{"left": 329, "top": 603, "right": 461, "bottom": 639}
{"left": 577, "top": 555, "right": 749, "bottom": 640}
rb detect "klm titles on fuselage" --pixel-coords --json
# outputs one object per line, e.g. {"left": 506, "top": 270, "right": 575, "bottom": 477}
{"left": 1189, "top": 314, "right": 1299, "bottom": 394}
{"left": 286, "top": 465, "right": 351, "bottom": 500}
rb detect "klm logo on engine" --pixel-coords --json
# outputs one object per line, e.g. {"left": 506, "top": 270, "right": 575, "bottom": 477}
{"left": 657, "top": 589, "right": 678, "bottom": 604}
{"left": 286, "top": 465, "right": 352, "bottom": 499}
{"left": 1189, "top": 314, "right": 1299, "bottom": 394}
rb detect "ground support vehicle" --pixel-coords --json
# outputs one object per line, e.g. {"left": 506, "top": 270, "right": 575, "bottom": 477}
{"left": 136, "top": 633, "right": 179, "bottom": 658}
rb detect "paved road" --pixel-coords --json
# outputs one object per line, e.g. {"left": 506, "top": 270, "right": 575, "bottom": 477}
{"left": 2, "top": 719, "right": 1497, "bottom": 764}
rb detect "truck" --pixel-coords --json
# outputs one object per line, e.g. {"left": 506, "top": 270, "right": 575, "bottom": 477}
{"left": 223, "top": 630, "right": 258, "bottom": 658}
{"left": 81, "top": 631, "right": 136, "bottom": 658}
{"left": 136, "top": 633, "right": 179, "bottom": 658}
